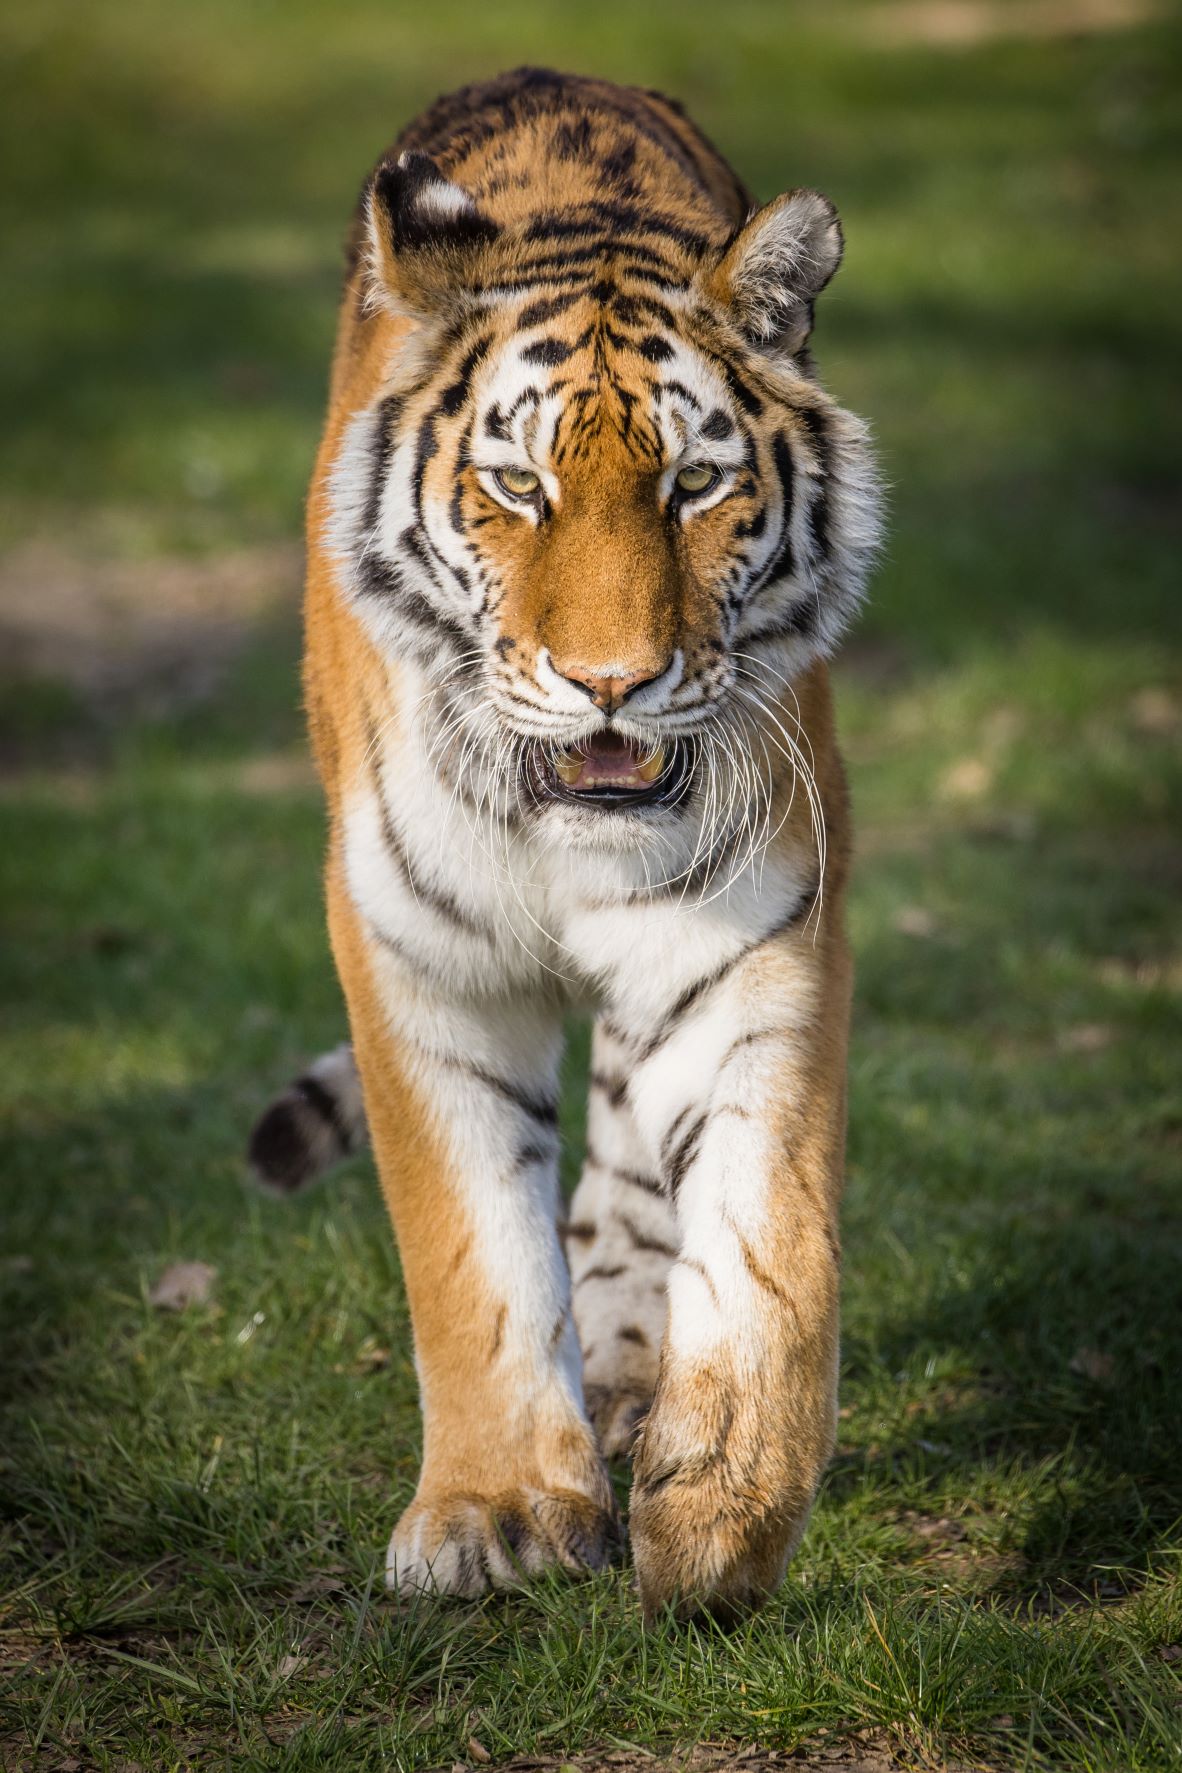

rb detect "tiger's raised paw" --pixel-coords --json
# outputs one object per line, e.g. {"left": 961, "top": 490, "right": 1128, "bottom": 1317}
{"left": 387, "top": 1487, "right": 621, "bottom": 1598}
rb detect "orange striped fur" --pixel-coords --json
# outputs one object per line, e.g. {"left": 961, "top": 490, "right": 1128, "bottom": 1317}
{"left": 251, "top": 68, "right": 881, "bottom": 1618}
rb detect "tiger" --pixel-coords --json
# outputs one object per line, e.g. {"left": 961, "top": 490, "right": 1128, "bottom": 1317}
{"left": 249, "top": 66, "right": 881, "bottom": 1621}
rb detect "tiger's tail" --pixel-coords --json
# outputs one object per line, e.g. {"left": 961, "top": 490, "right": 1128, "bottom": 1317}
{"left": 248, "top": 1043, "right": 369, "bottom": 1194}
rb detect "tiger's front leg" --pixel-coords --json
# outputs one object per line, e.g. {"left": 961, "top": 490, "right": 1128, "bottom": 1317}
{"left": 624, "top": 915, "right": 850, "bottom": 1621}
{"left": 327, "top": 868, "right": 617, "bottom": 1598}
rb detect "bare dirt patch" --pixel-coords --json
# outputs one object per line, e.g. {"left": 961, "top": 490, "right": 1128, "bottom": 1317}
{"left": 0, "top": 538, "right": 301, "bottom": 709}
{"left": 468, "top": 1739, "right": 935, "bottom": 1773}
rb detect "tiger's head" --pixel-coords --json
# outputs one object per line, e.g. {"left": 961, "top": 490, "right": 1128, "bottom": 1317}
{"left": 329, "top": 148, "right": 880, "bottom": 844}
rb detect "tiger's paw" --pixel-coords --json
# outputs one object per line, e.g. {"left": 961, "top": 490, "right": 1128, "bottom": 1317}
{"left": 386, "top": 1486, "right": 620, "bottom": 1598}
{"left": 628, "top": 1365, "right": 816, "bottom": 1622}
{"left": 585, "top": 1382, "right": 651, "bottom": 1460}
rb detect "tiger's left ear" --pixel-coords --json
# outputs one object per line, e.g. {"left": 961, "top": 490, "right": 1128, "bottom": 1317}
{"left": 708, "top": 189, "right": 843, "bottom": 355}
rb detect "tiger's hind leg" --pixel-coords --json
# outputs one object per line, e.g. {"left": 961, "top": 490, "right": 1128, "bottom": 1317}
{"left": 567, "top": 1021, "right": 675, "bottom": 1459}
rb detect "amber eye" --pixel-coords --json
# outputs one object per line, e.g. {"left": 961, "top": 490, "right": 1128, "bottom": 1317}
{"left": 495, "top": 466, "right": 541, "bottom": 500}
{"left": 675, "top": 463, "right": 718, "bottom": 496}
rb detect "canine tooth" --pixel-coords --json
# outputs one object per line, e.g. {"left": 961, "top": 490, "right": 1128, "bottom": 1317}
{"left": 635, "top": 745, "right": 665, "bottom": 784}
{"left": 555, "top": 748, "right": 583, "bottom": 786}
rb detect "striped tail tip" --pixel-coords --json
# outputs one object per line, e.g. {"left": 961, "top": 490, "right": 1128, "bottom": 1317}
{"left": 247, "top": 1044, "right": 368, "bottom": 1195}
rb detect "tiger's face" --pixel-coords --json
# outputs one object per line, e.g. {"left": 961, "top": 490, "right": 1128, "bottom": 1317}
{"left": 332, "top": 151, "right": 880, "bottom": 839}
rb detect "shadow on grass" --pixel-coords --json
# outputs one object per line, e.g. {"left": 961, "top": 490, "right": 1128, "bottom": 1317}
{"left": 3, "top": 1066, "right": 1178, "bottom": 1620}
{"left": 835, "top": 1213, "right": 1181, "bottom": 1602}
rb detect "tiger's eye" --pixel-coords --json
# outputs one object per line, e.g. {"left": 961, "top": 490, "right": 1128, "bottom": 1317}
{"left": 675, "top": 463, "right": 717, "bottom": 495}
{"left": 495, "top": 466, "right": 541, "bottom": 499}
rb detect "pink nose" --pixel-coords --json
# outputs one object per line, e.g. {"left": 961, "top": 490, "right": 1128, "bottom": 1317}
{"left": 555, "top": 658, "right": 671, "bottom": 716}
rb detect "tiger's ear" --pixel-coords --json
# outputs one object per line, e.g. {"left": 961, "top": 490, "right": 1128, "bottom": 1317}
{"left": 364, "top": 150, "right": 500, "bottom": 317}
{"left": 708, "top": 189, "right": 843, "bottom": 355}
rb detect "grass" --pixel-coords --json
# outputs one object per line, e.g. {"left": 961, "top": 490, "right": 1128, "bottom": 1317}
{"left": 2, "top": 1, "right": 1181, "bottom": 1767}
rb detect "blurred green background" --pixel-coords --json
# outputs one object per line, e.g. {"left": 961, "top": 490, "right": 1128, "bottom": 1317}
{"left": 2, "top": 3, "right": 1180, "bottom": 1768}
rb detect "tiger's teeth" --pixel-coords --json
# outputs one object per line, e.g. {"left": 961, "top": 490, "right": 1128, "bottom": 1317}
{"left": 635, "top": 746, "right": 666, "bottom": 784}
{"left": 555, "top": 748, "right": 583, "bottom": 786}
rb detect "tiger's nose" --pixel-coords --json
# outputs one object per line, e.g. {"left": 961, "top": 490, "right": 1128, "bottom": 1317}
{"left": 555, "top": 656, "right": 673, "bottom": 716}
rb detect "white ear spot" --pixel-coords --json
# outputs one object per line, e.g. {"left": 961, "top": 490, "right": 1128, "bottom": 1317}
{"left": 376, "top": 149, "right": 498, "bottom": 254}
{"left": 364, "top": 149, "right": 500, "bottom": 317}
{"left": 402, "top": 157, "right": 479, "bottom": 223}
{"left": 415, "top": 183, "right": 473, "bottom": 221}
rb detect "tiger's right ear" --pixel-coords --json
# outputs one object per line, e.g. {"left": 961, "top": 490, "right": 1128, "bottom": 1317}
{"left": 364, "top": 151, "right": 500, "bottom": 318}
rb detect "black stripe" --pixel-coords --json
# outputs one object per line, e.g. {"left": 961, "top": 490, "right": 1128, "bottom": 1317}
{"left": 363, "top": 395, "right": 403, "bottom": 534}
{"left": 618, "top": 1214, "right": 677, "bottom": 1258}
{"left": 355, "top": 552, "right": 472, "bottom": 659}
{"left": 734, "top": 506, "right": 767, "bottom": 541}
{"left": 438, "top": 335, "right": 492, "bottom": 418}
{"left": 366, "top": 917, "right": 428, "bottom": 973}
{"left": 615, "top": 1166, "right": 665, "bottom": 1197}
{"left": 368, "top": 731, "right": 485, "bottom": 936}
{"left": 516, "top": 1141, "right": 555, "bottom": 1168}
{"left": 524, "top": 202, "right": 711, "bottom": 257}
{"left": 495, "top": 238, "right": 679, "bottom": 276}
{"left": 552, "top": 115, "right": 595, "bottom": 160}
{"left": 676, "top": 1256, "right": 718, "bottom": 1307}
{"left": 411, "top": 412, "right": 439, "bottom": 500}
{"left": 585, "top": 1146, "right": 664, "bottom": 1197}
{"left": 610, "top": 291, "right": 678, "bottom": 326}
{"left": 720, "top": 357, "right": 764, "bottom": 416}
{"left": 484, "top": 402, "right": 511, "bottom": 441}
{"left": 397, "top": 522, "right": 445, "bottom": 594}
{"left": 520, "top": 336, "right": 575, "bottom": 367}
{"left": 450, "top": 1061, "right": 558, "bottom": 1127}
{"left": 503, "top": 259, "right": 685, "bottom": 297}
{"left": 665, "top": 1112, "right": 707, "bottom": 1198}
{"left": 398, "top": 577, "right": 471, "bottom": 655}
{"left": 449, "top": 419, "right": 472, "bottom": 534}
{"left": 484, "top": 238, "right": 684, "bottom": 280}
{"left": 748, "top": 599, "right": 821, "bottom": 643}
{"left": 795, "top": 404, "right": 832, "bottom": 559}
{"left": 720, "top": 1025, "right": 798, "bottom": 1065}
{"left": 517, "top": 289, "right": 585, "bottom": 327}
{"left": 589, "top": 1068, "right": 628, "bottom": 1108}
{"left": 294, "top": 1074, "right": 352, "bottom": 1154}
{"left": 504, "top": 386, "right": 541, "bottom": 425}
{"left": 660, "top": 379, "right": 701, "bottom": 411}
{"left": 600, "top": 137, "right": 638, "bottom": 183}
{"left": 638, "top": 881, "right": 817, "bottom": 1063}
{"left": 753, "top": 431, "right": 797, "bottom": 590}
{"left": 660, "top": 1103, "right": 694, "bottom": 1162}
{"left": 700, "top": 406, "right": 734, "bottom": 441}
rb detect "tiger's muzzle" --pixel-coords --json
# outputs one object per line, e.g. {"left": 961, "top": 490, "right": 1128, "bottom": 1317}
{"left": 525, "top": 731, "right": 695, "bottom": 812}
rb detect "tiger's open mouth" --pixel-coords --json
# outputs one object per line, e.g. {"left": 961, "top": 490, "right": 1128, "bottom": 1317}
{"left": 528, "top": 732, "right": 691, "bottom": 810}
